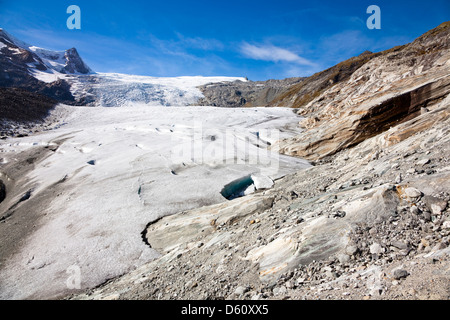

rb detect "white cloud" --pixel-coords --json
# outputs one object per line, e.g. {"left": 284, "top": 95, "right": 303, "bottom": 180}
{"left": 240, "top": 42, "right": 314, "bottom": 66}
{"left": 174, "top": 33, "right": 225, "bottom": 51}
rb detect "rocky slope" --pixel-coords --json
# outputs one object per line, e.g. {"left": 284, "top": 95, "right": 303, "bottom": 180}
{"left": 272, "top": 21, "right": 450, "bottom": 160}
{"left": 1, "top": 22, "right": 448, "bottom": 301}
{"left": 196, "top": 77, "right": 304, "bottom": 108}
{"left": 69, "top": 22, "right": 450, "bottom": 301}
{"left": 0, "top": 88, "right": 60, "bottom": 136}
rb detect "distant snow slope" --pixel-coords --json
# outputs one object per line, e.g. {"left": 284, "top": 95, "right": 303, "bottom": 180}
{"left": 30, "top": 69, "right": 246, "bottom": 107}
{"left": 0, "top": 104, "right": 310, "bottom": 299}
{"left": 66, "top": 73, "right": 247, "bottom": 107}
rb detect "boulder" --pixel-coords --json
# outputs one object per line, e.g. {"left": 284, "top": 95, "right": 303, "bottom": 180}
{"left": 251, "top": 174, "right": 274, "bottom": 190}
{"left": 145, "top": 194, "right": 274, "bottom": 252}
{"left": 404, "top": 187, "right": 423, "bottom": 199}
{"left": 392, "top": 269, "right": 409, "bottom": 280}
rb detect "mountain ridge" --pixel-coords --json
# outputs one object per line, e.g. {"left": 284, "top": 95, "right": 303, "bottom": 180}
{"left": 272, "top": 21, "right": 450, "bottom": 160}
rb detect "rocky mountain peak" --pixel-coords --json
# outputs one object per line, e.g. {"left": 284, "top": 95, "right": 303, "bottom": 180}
{"left": 0, "top": 28, "right": 92, "bottom": 75}
{"left": 62, "top": 47, "right": 92, "bottom": 74}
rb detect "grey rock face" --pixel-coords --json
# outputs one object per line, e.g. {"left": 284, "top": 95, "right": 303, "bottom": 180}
{"left": 0, "top": 180, "right": 5, "bottom": 204}
{"left": 0, "top": 87, "right": 59, "bottom": 135}
{"left": 196, "top": 77, "right": 304, "bottom": 108}
{"left": 62, "top": 48, "right": 92, "bottom": 75}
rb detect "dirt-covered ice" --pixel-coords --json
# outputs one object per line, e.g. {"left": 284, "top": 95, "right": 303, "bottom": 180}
{"left": 0, "top": 104, "right": 310, "bottom": 299}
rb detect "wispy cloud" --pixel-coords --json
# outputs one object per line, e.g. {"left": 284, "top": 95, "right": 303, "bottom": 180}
{"left": 240, "top": 42, "right": 314, "bottom": 66}
{"left": 174, "top": 32, "right": 225, "bottom": 51}
{"left": 144, "top": 33, "right": 224, "bottom": 58}
{"left": 316, "top": 30, "right": 413, "bottom": 68}
{"left": 319, "top": 30, "right": 372, "bottom": 56}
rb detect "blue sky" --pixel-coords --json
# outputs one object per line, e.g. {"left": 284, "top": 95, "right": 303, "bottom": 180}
{"left": 0, "top": 0, "right": 449, "bottom": 80}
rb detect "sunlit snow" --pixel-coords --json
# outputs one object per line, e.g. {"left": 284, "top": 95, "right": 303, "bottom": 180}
{"left": 0, "top": 103, "right": 310, "bottom": 299}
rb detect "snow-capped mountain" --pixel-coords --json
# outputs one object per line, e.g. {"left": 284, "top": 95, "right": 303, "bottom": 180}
{"left": 29, "top": 46, "right": 92, "bottom": 75}
{"left": 0, "top": 28, "right": 92, "bottom": 77}
{"left": 0, "top": 29, "right": 245, "bottom": 107}
{"left": 0, "top": 28, "right": 89, "bottom": 104}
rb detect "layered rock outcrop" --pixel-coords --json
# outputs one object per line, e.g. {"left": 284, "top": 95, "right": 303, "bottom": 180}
{"left": 272, "top": 21, "right": 450, "bottom": 160}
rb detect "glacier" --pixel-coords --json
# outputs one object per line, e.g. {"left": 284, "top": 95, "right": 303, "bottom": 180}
{"left": 0, "top": 29, "right": 311, "bottom": 299}
{"left": 66, "top": 73, "right": 248, "bottom": 107}
{"left": 0, "top": 102, "right": 310, "bottom": 299}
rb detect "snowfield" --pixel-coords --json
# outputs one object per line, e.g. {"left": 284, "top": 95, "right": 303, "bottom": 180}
{"left": 0, "top": 104, "right": 310, "bottom": 299}
{"left": 32, "top": 72, "right": 247, "bottom": 107}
